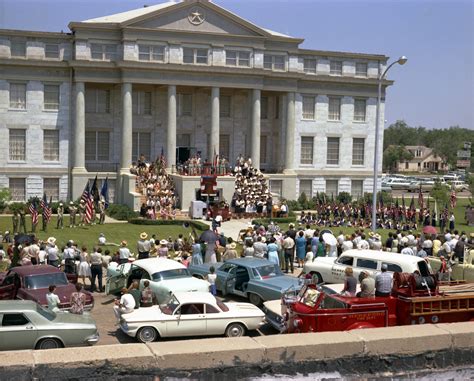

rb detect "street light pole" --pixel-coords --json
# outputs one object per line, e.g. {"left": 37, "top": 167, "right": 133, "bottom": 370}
{"left": 371, "top": 56, "right": 407, "bottom": 232}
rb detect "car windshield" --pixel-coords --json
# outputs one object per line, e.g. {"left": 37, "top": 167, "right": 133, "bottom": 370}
{"left": 320, "top": 294, "right": 348, "bottom": 309}
{"left": 36, "top": 303, "right": 56, "bottom": 321}
{"left": 24, "top": 273, "right": 69, "bottom": 289}
{"left": 252, "top": 264, "right": 283, "bottom": 279}
{"left": 152, "top": 268, "right": 191, "bottom": 281}
{"left": 159, "top": 295, "right": 180, "bottom": 315}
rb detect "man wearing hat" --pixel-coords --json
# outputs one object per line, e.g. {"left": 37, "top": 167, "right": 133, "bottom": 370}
{"left": 119, "top": 241, "right": 132, "bottom": 264}
{"left": 56, "top": 203, "right": 64, "bottom": 229}
{"left": 69, "top": 201, "right": 77, "bottom": 228}
{"left": 78, "top": 200, "right": 86, "bottom": 226}
{"left": 46, "top": 237, "right": 59, "bottom": 267}
{"left": 137, "top": 233, "right": 151, "bottom": 259}
{"left": 98, "top": 200, "right": 106, "bottom": 225}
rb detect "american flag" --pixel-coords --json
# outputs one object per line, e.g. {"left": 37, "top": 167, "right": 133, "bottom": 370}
{"left": 81, "top": 182, "right": 94, "bottom": 224}
{"left": 29, "top": 199, "right": 38, "bottom": 225}
{"left": 40, "top": 193, "right": 52, "bottom": 222}
{"left": 450, "top": 189, "right": 457, "bottom": 209}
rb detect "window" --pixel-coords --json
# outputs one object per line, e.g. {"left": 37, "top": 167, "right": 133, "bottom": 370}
{"left": 330, "top": 60, "right": 342, "bottom": 75}
{"left": 43, "top": 178, "right": 59, "bottom": 201}
{"left": 9, "top": 83, "right": 26, "bottom": 109}
{"left": 183, "top": 47, "right": 208, "bottom": 65}
{"left": 85, "top": 89, "right": 110, "bottom": 113}
{"left": 299, "top": 179, "right": 313, "bottom": 198}
{"left": 2, "top": 313, "right": 29, "bottom": 326}
{"left": 177, "top": 94, "right": 192, "bottom": 116}
{"left": 220, "top": 95, "right": 231, "bottom": 117}
{"left": 260, "top": 135, "right": 267, "bottom": 164}
{"left": 226, "top": 50, "right": 250, "bottom": 67}
{"left": 219, "top": 134, "right": 230, "bottom": 159}
{"left": 91, "top": 44, "right": 116, "bottom": 61}
{"left": 9, "top": 178, "right": 26, "bottom": 201}
{"left": 383, "top": 263, "right": 403, "bottom": 273}
{"left": 326, "top": 179, "right": 338, "bottom": 197}
{"left": 261, "top": 96, "right": 268, "bottom": 119}
{"left": 327, "top": 137, "right": 340, "bottom": 165}
{"left": 10, "top": 40, "right": 26, "bottom": 57}
{"left": 138, "top": 45, "right": 165, "bottom": 62}
{"left": 269, "top": 180, "right": 283, "bottom": 197}
{"left": 132, "top": 91, "right": 152, "bottom": 115}
{"left": 132, "top": 132, "right": 151, "bottom": 162}
{"left": 44, "top": 84, "right": 60, "bottom": 110}
{"left": 85, "top": 131, "right": 110, "bottom": 161}
{"left": 355, "top": 62, "right": 368, "bottom": 77}
{"left": 9, "top": 129, "right": 26, "bottom": 161}
{"left": 263, "top": 54, "right": 285, "bottom": 71}
{"left": 178, "top": 304, "right": 204, "bottom": 315}
{"left": 351, "top": 180, "right": 364, "bottom": 198}
{"left": 337, "top": 256, "right": 354, "bottom": 266}
{"left": 302, "top": 96, "right": 315, "bottom": 119}
{"left": 352, "top": 138, "right": 365, "bottom": 165}
{"left": 304, "top": 58, "right": 317, "bottom": 74}
{"left": 415, "top": 149, "right": 422, "bottom": 157}
{"left": 43, "top": 130, "right": 59, "bottom": 161}
{"left": 354, "top": 99, "right": 366, "bottom": 122}
{"left": 45, "top": 43, "right": 59, "bottom": 59}
{"left": 356, "top": 258, "right": 378, "bottom": 270}
{"left": 328, "top": 97, "right": 341, "bottom": 121}
{"left": 205, "top": 304, "right": 220, "bottom": 314}
{"left": 300, "top": 137, "right": 314, "bottom": 165}
{"left": 177, "top": 134, "right": 191, "bottom": 147}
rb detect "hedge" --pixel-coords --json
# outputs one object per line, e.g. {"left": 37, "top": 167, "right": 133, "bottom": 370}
{"left": 251, "top": 217, "right": 297, "bottom": 226}
{"left": 129, "top": 218, "right": 209, "bottom": 231}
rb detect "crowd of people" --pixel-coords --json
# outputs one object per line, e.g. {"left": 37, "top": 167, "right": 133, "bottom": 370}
{"left": 176, "top": 154, "right": 231, "bottom": 176}
{"left": 231, "top": 155, "right": 273, "bottom": 218}
{"left": 131, "top": 154, "right": 179, "bottom": 220}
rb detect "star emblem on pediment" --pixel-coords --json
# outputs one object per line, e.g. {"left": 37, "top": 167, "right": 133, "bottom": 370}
{"left": 188, "top": 8, "right": 205, "bottom": 25}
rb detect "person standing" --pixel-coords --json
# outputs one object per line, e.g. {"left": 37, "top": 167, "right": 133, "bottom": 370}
{"left": 70, "top": 283, "right": 87, "bottom": 315}
{"left": 118, "top": 241, "right": 132, "bottom": 264}
{"left": 90, "top": 247, "right": 103, "bottom": 292}
{"left": 46, "top": 285, "right": 61, "bottom": 312}
{"left": 46, "top": 237, "right": 59, "bottom": 268}
{"left": 137, "top": 232, "right": 151, "bottom": 259}
{"left": 295, "top": 231, "right": 307, "bottom": 268}
{"left": 266, "top": 237, "right": 280, "bottom": 266}
{"left": 78, "top": 200, "right": 86, "bottom": 226}
{"left": 375, "top": 264, "right": 392, "bottom": 297}
{"left": 282, "top": 234, "right": 295, "bottom": 274}
{"left": 253, "top": 236, "right": 268, "bottom": 259}
{"left": 449, "top": 213, "right": 455, "bottom": 231}
{"left": 69, "top": 202, "right": 77, "bottom": 228}
{"left": 191, "top": 241, "right": 203, "bottom": 265}
{"left": 207, "top": 266, "right": 217, "bottom": 296}
{"left": 158, "top": 239, "right": 169, "bottom": 258}
{"left": 63, "top": 241, "right": 76, "bottom": 274}
{"left": 19, "top": 208, "right": 27, "bottom": 234}
{"left": 98, "top": 200, "right": 106, "bottom": 225}
{"left": 12, "top": 211, "right": 19, "bottom": 235}
{"left": 78, "top": 246, "right": 92, "bottom": 285}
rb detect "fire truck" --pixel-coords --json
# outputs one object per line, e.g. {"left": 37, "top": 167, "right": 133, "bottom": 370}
{"left": 264, "top": 272, "right": 474, "bottom": 333}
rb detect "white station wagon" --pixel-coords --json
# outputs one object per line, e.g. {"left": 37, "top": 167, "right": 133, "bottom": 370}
{"left": 120, "top": 291, "right": 265, "bottom": 343}
{"left": 303, "top": 249, "right": 432, "bottom": 284}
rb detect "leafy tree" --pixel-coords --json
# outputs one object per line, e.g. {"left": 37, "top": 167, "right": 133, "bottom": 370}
{"left": 0, "top": 188, "right": 11, "bottom": 213}
{"left": 430, "top": 180, "right": 449, "bottom": 206}
{"left": 383, "top": 145, "right": 413, "bottom": 172}
{"left": 298, "top": 192, "right": 308, "bottom": 210}
{"left": 336, "top": 192, "right": 352, "bottom": 204}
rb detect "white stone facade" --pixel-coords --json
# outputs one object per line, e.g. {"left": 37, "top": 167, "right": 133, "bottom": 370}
{"left": 0, "top": 0, "right": 391, "bottom": 208}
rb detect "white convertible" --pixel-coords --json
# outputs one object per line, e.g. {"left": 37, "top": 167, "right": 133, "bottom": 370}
{"left": 120, "top": 291, "right": 265, "bottom": 342}
{"left": 105, "top": 258, "right": 209, "bottom": 303}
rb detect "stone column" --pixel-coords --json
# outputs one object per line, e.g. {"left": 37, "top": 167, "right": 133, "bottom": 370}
{"left": 167, "top": 85, "right": 177, "bottom": 169}
{"left": 250, "top": 88, "right": 261, "bottom": 169}
{"left": 284, "top": 92, "right": 295, "bottom": 173}
{"left": 120, "top": 83, "right": 133, "bottom": 170}
{"left": 210, "top": 87, "right": 220, "bottom": 159}
{"left": 73, "top": 82, "right": 85, "bottom": 170}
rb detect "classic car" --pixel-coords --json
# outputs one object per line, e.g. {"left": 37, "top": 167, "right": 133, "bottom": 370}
{"left": 302, "top": 249, "right": 432, "bottom": 284}
{"left": 427, "top": 256, "right": 474, "bottom": 282}
{"left": 0, "top": 300, "right": 99, "bottom": 350}
{"left": 206, "top": 203, "right": 232, "bottom": 221}
{"left": 0, "top": 265, "right": 94, "bottom": 311}
{"left": 188, "top": 257, "right": 303, "bottom": 305}
{"left": 105, "top": 258, "right": 210, "bottom": 303}
{"left": 120, "top": 291, "right": 265, "bottom": 343}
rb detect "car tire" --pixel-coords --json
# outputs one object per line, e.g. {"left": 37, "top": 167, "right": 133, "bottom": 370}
{"left": 137, "top": 326, "right": 158, "bottom": 343}
{"left": 225, "top": 322, "right": 246, "bottom": 338}
{"left": 248, "top": 293, "right": 262, "bottom": 306}
{"left": 36, "top": 338, "right": 63, "bottom": 350}
{"left": 312, "top": 272, "right": 323, "bottom": 284}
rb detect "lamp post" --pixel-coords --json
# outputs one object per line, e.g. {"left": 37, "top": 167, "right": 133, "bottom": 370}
{"left": 371, "top": 56, "right": 407, "bottom": 232}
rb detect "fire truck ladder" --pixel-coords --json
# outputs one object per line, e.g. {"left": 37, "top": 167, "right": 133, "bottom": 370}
{"left": 409, "top": 293, "right": 474, "bottom": 316}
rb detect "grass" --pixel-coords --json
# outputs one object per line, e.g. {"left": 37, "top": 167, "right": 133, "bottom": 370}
{"left": 1, "top": 217, "right": 205, "bottom": 254}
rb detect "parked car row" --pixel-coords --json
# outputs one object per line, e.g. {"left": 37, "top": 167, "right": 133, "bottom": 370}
{"left": 381, "top": 174, "right": 469, "bottom": 192}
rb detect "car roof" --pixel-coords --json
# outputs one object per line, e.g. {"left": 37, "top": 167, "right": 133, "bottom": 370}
{"left": 225, "top": 257, "right": 273, "bottom": 267}
{"left": 0, "top": 300, "right": 38, "bottom": 311}
{"left": 173, "top": 291, "right": 217, "bottom": 305}
{"left": 10, "top": 265, "right": 61, "bottom": 277}
{"left": 132, "top": 258, "right": 185, "bottom": 274}
{"left": 341, "top": 249, "right": 424, "bottom": 264}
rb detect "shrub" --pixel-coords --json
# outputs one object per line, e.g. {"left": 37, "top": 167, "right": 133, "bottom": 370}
{"left": 337, "top": 192, "right": 352, "bottom": 204}
{"left": 129, "top": 218, "right": 208, "bottom": 231}
{"left": 106, "top": 204, "right": 139, "bottom": 221}
{"left": 7, "top": 202, "right": 26, "bottom": 213}
{"left": 286, "top": 200, "right": 301, "bottom": 211}
{"left": 0, "top": 188, "right": 11, "bottom": 213}
{"left": 252, "top": 217, "right": 297, "bottom": 226}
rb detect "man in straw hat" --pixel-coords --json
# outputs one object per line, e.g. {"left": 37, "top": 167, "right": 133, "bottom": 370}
{"left": 137, "top": 232, "right": 151, "bottom": 259}
{"left": 118, "top": 241, "right": 132, "bottom": 264}
{"left": 46, "top": 237, "right": 59, "bottom": 267}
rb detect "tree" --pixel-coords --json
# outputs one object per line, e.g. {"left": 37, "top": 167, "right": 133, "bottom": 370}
{"left": 429, "top": 180, "right": 449, "bottom": 206}
{"left": 383, "top": 145, "right": 413, "bottom": 172}
{"left": 0, "top": 188, "right": 11, "bottom": 213}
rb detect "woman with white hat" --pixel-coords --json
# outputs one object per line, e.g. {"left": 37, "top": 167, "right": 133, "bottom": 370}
{"left": 46, "top": 237, "right": 59, "bottom": 268}
{"left": 158, "top": 240, "right": 169, "bottom": 258}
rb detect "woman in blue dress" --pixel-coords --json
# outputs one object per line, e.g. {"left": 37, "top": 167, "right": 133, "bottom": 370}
{"left": 191, "top": 241, "right": 203, "bottom": 265}
{"left": 266, "top": 237, "right": 279, "bottom": 266}
{"left": 295, "top": 231, "right": 307, "bottom": 268}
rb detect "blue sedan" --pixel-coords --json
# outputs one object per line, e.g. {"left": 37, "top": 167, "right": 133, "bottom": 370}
{"left": 188, "top": 257, "right": 303, "bottom": 305}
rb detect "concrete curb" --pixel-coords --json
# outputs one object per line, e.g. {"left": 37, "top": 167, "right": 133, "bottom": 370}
{"left": 0, "top": 322, "right": 473, "bottom": 379}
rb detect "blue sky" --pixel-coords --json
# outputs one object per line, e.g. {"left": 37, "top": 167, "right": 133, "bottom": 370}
{"left": 0, "top": 0, "right": 472, "bottom": 130}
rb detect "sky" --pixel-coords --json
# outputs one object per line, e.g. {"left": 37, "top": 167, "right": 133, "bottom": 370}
{"left": 0, "top": 0, "right": 472, "bottom": 131}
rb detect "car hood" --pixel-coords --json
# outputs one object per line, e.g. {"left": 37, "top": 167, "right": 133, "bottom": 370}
{"left": 157, "top": 277, "right": 210, "bottom": 293}
{"left": 23, "top": 285, "right": 94, "bottom": 306}
{"left": 122, "top": 306, "right": 163, "bottom": 323}
{"left": 226, "top": 302, "right": 265, "bottom": 317}
{"left": 252, "top": 276, "right": 302, "bottom": 292}
{"left": 263, "top": 299, "right": 283, "bottom": 316}
{"left": 53, "top": 312, "right": 97, "bottom": 327}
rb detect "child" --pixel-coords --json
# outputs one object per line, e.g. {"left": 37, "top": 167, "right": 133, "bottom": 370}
{"left": 181, "top": 254, "right": 190, "bottom": 268}
{"left": 207, "top": 266, "right": 217, "bottom": 296}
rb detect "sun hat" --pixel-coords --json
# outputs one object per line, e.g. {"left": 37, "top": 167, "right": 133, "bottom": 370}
{"left": 47, "top": 237, "right": 56, "bottom": 245}
{"left": 229, "top": 242, "right": 237, "bottom": 249}
{"left": 121, "top": 240, "right": 127, "bottom": 246}
{"left": 160, "top": 239, "right": 168, "bottom": 245}
{"left": 140, "top": 232, "right": 148, "bottom": 240}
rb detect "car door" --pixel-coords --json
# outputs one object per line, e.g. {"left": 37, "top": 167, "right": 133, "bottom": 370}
{"left": 105, "top": 264, "right": 130, "bottom": 295}
{"left": 355, "top": 258, "right": 379, "bottom": 280}
{"left": 331, "top": 255, "right": 354, "bottom": 282}
{"left": 0, "top": 312, "right": 38, "bottom": 350}
{"left": 203, "top": 303, "right": 225, "bottom": 335}
{"left": 166, "top": 303, "right": 206, "bottom": 337}
{"left": 0, "top": 274, "right": 18, "bottom": 300}
{"left": 217, "top": 263, "right": 237, "bottom": 296}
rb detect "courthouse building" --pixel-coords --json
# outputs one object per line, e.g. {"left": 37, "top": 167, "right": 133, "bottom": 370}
{"left": 0, "top": 0, "right": 392, "bottom": 210}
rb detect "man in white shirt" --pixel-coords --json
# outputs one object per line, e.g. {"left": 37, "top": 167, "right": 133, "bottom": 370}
{"left": 46, "top": 285, "right": 61, "bottom": 312}
{"left": 357, "top": 234, "right": 370, "bottom": 250}
{"left": 282, "top": 235, "right": 295, "bottom": 273}
{"left": 113, "top": 288, "right": 136, "bottom": 323}
{"left": 119, "top": 241, "right": 132, "bottom": 264}
{"left": 401, "top": 242, "right": 415, "bottom": 256}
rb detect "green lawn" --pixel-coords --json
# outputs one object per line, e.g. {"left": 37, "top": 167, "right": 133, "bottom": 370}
{"left": 0, "top": 217, "right": 205, "bottom": 254}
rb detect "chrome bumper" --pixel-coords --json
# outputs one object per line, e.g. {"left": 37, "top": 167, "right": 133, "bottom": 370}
{"left": 85, "top": 332, "right": 100, "bottom": 346}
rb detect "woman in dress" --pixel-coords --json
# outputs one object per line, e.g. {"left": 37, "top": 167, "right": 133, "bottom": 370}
{"left": 266, "top": 237, "right": 279, "bottom": 266}
{"left": 158, "top": 240, "right": 169, "bottom": 258}
{"left": 77, "top": 246, "right": 91, "bottom": 285}
{"left": 341, "top": 267, "right": 357, "bottom": 297}
{"left": 191, "top": 241, "right": 203, "bottom": 265}
{"left": 295, "top": 231, "right": 307, "bottom": 268}
{"left": 205, "top": 241, "right": 217, "bottom": 264}
{"left": 70, "top": 283, "right": 86, "bottom": 315}
{"left": 243, "top": 240, "right": 255, "bottom": 257}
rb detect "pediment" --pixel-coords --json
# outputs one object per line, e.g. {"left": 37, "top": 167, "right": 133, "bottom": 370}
{"left": 125, "top": 2, "right": 268, "bottom": 37}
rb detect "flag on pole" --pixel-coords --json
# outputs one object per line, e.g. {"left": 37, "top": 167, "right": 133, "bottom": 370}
{"left": 418, "top": 185, "right": 424, "bottom": 210}
{"left": 81, "top": 183, "right": 94, "bottom": 224}
{"left": 450, "top": 189, "right": 457, "bottom": 209}
{"left": 434, "top": 199, "right": 438, "bottom": 222}
{"left": 40, "top": 193, "right": 52, "bottom": 222}
{"left": 28, "top": 199, "right": 38, "bottom": 225}
{"left": 402, "top": 194, "right": 406, "bottom": 218}
{"left": 100, "top": 177, "right": 110, "bottom": 209}
{"left": 90, "top": 176, "right": 100, "bottom": 206}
